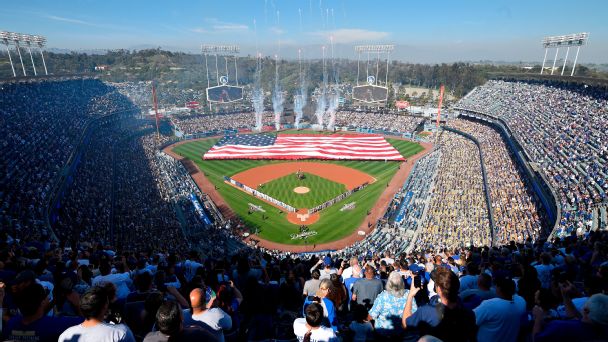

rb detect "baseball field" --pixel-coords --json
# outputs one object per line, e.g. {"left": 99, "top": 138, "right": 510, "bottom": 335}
{"left": 171, "top": 134, "right": 424, "bottom": 246}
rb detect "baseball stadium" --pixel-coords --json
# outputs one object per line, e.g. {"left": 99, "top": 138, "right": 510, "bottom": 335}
{"left": 1, "top": 1, "right": 608, "bottom": 341}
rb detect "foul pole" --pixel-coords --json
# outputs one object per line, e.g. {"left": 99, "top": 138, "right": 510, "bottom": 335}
{"left": 152, "top": 81, "right": 161, "bottom": 141}
{"left": 434, "top": 84, "right": 445, "bottom": 144}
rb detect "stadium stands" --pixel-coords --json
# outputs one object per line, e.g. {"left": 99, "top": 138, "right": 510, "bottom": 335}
{"left": 171, "top": 111, "right": 275, "bottom": 135}
{"left": 334, "top": 110, "right": 423, "bottom": 134}
{"left": 1, "top": 78, "right": 607, "bottom": 342}
{"left": 455, "top": 79, "right": 608, "bottom": 238}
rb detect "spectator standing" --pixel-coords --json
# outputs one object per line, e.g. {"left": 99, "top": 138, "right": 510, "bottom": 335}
{"left": 293, "top": 302, "right": 338, "bottom": 342}
{"left": 473, "top": 278, "right": 526, "bottom": 342}
{"left": 143, "top": 300, "right": 219, "bottom": 342}
{"left": 403, "top": 267, "right": 477, "bottom": 342}
{"left": 2, "top": 283, "right": 82, "bottom": 342}
{"left": 58, "top": 286, "right": 135, "bottom": 342}
{"left": 183, "top": 287, "right": 232, "bottom": 342}
{"left": 352, "top": 265, "right": 384, "bottom": 310}
{"left": 369, "top": 271, "right": 412, "bottom": 339}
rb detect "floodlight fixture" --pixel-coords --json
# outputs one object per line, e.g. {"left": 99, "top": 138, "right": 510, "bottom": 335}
{"left": 540, "top": 32, "right": 589, "bottom": 77}
{"left": 542, "top": 32, "right": 588, "bottom": 48}
{"left": 32, "top": 35, "right": 47, "bottom": 47}
{"left": 201, "top": 44, "right": 240, "bottom": 55}
{"left": 354, "top": 45, "right": 395, "bottom": 53}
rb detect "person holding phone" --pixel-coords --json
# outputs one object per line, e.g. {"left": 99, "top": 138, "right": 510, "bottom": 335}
{"left": 402, "top": 268, "right": 477, "bottom": 342}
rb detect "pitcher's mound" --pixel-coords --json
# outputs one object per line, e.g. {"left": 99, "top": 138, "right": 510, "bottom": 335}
{"left": 293, "top": 186, "right": 310, "bottom": 194}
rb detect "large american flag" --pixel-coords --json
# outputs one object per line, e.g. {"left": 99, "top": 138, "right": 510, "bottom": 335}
{"left": 203, "top": 134, "right": 405, "bottom": 161}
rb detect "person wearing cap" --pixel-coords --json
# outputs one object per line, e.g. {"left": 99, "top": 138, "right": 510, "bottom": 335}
{"left": 310, "top": 256, "right": 338, "bottom": 280}
{"left": 183, "top": 287, "right": 231, "bottom": 342}
{"left": 3, "top": 283, "right": 82, "bottom": 342}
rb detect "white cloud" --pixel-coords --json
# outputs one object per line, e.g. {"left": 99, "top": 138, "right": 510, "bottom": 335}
{"left": 269, "top": 26, "right": 285, "bottom": 35}
{"left": 203, "top": 18, "right": 249, "bottom": 32}
{"left": 311, "top": 28, "right": 389, "bottom": 43}
{"left": 213, "top": 24, "right": 249, "bottom": 31}
{"left": 189, "top": 27, "right": 209, "bottom": 34}
{"left": 46, "top": 15, "right": 90, "bottom": 26}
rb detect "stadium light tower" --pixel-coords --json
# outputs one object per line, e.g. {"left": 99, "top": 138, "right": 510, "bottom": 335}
{"left": 540, "top": 32, "right": 588, "bottom": 76}
{"left": 21, "top": 34, "right": 37, "bottom": 76}
{"left": 0, "top": 31, "right": 48, "bottom": 77}
{"left": 32, "top": 35, "right": 48, "bottom": 75}
{"left": 9, "top": 32, "right": 27, "bottom": 76}
{"left": 0, "top": 31, "right": 16, "bottom": 77}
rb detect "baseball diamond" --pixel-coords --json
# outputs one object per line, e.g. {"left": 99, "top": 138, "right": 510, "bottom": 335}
{"left": 169, "top": 134, "right": 426, "bottom": 247}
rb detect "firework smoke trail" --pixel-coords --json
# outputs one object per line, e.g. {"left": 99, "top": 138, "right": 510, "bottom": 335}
{"left": 272, "top": 55, "right": 284, "bottom": 130}
{"left": 314, "top": 46, "right": 328, "bottom": 128}
{"left": 294, "top": 49, "right": 307, "bottom": 129}
{"left": 326, "top": 35, "right": 340, "bottom": 131}
{"left": 251, "top": 18, "right": 264, "bottom": 131}
{"left": 252, "top": 54, "right": 264, "bottom": 131}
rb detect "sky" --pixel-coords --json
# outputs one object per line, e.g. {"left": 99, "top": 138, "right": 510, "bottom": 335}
{"left": 1, "top": 0, "right": 607, "bottom": 63}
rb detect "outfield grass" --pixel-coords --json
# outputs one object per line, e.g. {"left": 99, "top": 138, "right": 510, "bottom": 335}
{"left": 259, "top": 172, "right": 347, "bottom": 209}
{"left": 172, "top": 136, "right": 424, "bottom": 245}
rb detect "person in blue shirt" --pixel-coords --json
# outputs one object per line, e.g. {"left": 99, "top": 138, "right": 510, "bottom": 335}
{"left": 2, "top": 283, "right": 83, "bottom": 342}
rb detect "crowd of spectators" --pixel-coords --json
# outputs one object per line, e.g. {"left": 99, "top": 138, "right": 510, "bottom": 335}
{"left": 2, "top": 224, "right": 607, "bottom": 341}
{"left": 416, "top": 131, "right": 491, "bottom": 250}
{"left": 340, "top": 150, "right": 442, "bottom": 258}
{"left": 0, "top": 78, "right": 136, "bottom": 242}
{"left": 455, "top": 80, "right": 608, "bottom": 237}
{"left": 171, "top": 112, "right": 275, "bottom": 135}
{"left": 448, "top": 119, "right": 548, "bottom": 245}
{"left": 334, "top": 110, "right": 424, "bottom": 133}
{"left": 2, "top": 77, "right": 608, "bottom": 341}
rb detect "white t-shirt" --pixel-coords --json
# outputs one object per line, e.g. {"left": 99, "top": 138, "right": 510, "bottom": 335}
{"left": 293, "top": 318, "right": 338, "bottom": 342}
{"left": 188, "top": 308, "right": 232, "bottom": 342}
{"left": 342, "top": 267, "right": 353, "bottom": 280}
{"left": 58, "top": 323, "right": 135, "bottom": 342}
{"left": 92, "top": 272, "right": 132, "bottom": 300}
{"left": 474, "top": 295, "right": 526, "bottom": 342}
